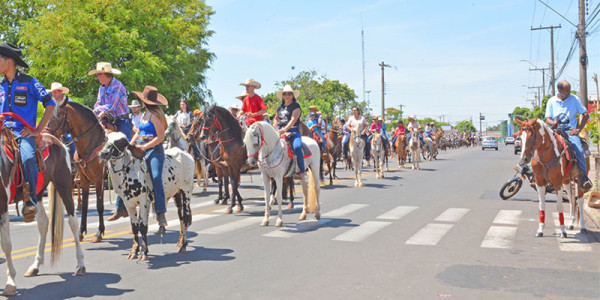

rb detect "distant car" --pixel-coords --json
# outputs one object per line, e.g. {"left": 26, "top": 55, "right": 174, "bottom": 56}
{"left": 514, "top": 138, "right": 521, "bottom": 155}
{"left": 505, "top": 137, "right": 515, "bottom": 145}
{"left": 482, "top": 136, "right": 498, "bottom": 151}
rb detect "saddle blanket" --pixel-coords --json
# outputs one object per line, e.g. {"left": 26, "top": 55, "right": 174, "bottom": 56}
{"left": 3, "top": 145, "right": 49, "bottom": 204}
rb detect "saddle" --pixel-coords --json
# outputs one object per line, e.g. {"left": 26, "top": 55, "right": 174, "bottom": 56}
{"left": 541, "top": 129, "right": 577, "bottom": 175}
{"left": 283, "top": 135, "right": 312, "bottom": 175}
{"left": 2, "top": 141, "right": 48, "bottom": 204}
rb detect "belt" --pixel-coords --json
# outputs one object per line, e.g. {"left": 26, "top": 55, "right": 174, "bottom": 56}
{"left": 114, "top": 115, "right": 129, "bottom": 120}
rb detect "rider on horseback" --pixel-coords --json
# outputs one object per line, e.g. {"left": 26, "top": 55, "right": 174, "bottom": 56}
{"left": 346, "top": 106, "right": 369, "bottom": 159}
{"left": 274, "top": 85, "right": 305, "bottom": 178}
{"left": 391, "top": 120, "right": 406, "bottom": 151}
{"left": 306, "top": 106, "right": 326, "bottom": 154}
{"left": 239, "top": 79, "right": 267, "bottom": 127}
{"left": 545, "top": 80, "right": 593, "bottom": 192}
{"left": 0, "top": 42, "right": 56, "bottom": 222}
{"left": 406, "top": 115, "right": 425, "bottom": 145}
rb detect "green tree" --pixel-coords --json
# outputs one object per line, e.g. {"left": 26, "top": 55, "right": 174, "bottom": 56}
{"left": 19, "top": 0, "right": 215, "bottom": 112}
{"left": 456, "top": 120, "right": 476, "bottom": 133}
{"left": 265, "top": 70, "right": 368, "bottom": 121}
{"left": 0, "top": 0, "right": 43, "bottom": 44}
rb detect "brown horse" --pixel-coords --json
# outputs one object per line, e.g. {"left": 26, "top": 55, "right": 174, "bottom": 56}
{"left": 395, "top": 134, "right": 407, "bottom": 167}
{"left": 45, "top": 101, "right": 106, "bottom": 242}
{"left": 0, "top": 113, "right": 85, "bottom": 296}
{"left": 324, "top": 126, "right": 342, "bottom": 185}
{"left": 517, "top": 118, "right": 587, "bottom": 237}
{"left": 197, "top": 105, "right": 247, "bottom": 214}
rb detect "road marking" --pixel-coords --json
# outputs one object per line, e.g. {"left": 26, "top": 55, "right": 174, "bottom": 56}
{"left": 434, "top": 208, "right": 470, "bottom": 223}
{"left": 405, "top": 223, "right": 453, "bottom": 246}
{"left": 493, "top": 210, "right": 522, "bottom": 225}
{"left": 551, "top": 213, "right": 592, "bottom": 252}
{"left": 263, "top": 219, "right": 333, "bottom": 238}
{"left": 376, "top": 205, "right": 418, "bottom": 220}
{"left": 481, "top": 226, "right": 518, "bottom": 249}
{"left": 322, "top": 204, "right": 368, "bottom": 218}
{"left": 332, "top": 221, "right": 391, "bottom": 242}
{"left": 198, "top": 217, "right": 259, "bottom": 235}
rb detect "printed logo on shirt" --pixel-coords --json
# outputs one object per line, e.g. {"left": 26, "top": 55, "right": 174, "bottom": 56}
{"left": 16, "top": 86, "right": 27, "bottom": 91}
{"left": 34, "top": 82, "right": 48, "bottom": 96}
{"left": 14, "top": 95, "right": 27, "bottom": 105}
{"left": 0, "top": 89, "right": 4, "bottom": 106}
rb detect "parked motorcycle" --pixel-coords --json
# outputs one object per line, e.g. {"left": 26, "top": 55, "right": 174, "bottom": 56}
{"left": 499, "top": 163, "right": 559, "bottom": 200}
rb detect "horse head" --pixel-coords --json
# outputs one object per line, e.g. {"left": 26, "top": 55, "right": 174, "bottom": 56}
{"left": 243, "top": 123, "right": 261, "bottom": 166}
{"left": 516, "top": 118, "right": 541, "bottom": 164}
{"left": 372, "top": 133, "right": 382, "bottom": 152}
{"left": 100, "top": 132, "right": 144, "bottom": 162}
{"left": 350, "top": 124, "right": 363, "bottom": 148}
{"left": 45, "top": 99, "right": 70, "bottom": 137}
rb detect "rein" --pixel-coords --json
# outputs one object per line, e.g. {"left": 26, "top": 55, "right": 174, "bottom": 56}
{"left": 248, "top": 125, "right": 286, "bottom": 170}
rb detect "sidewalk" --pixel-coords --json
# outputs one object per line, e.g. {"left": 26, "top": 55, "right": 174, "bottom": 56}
{"left": 584, "top": 152, "right": 600, "bottom": 231}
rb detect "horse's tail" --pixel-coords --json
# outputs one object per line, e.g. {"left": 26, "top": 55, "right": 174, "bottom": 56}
{"left": 48, "top": 182, "right": 64, "bottom": 265}
{"left": 307, "top": 167, "right": 320, "bottom": 214}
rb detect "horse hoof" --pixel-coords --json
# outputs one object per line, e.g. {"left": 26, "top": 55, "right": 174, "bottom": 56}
{"left": 127, "top": 253, "right": 138, "bottom": 260}
{"left": 24, "top": 268, "right": 39, "bottom": 277}
{"left": 559, "top": 232, "right": 568, "bottom": 238}
{"left": 287, "top": 202, "right": 294, "bottom": 209}
{"left": 225, "top": 207, "right": 233, "bottom": 214}
{"left": 237, "top": 205, "right": 244, "bottom": 213}
{"left": 178, "top": 246, "right": 187, "bottom": 253}
{"left": 138, "top": 255, "right": 148, "bottom": 261}
{"left": 214, "top": 199, "right": 220, "bottom": 204}
{"left": 155, "top": 226, "right": 166, "bottom": 235}
{"left": 89, "top": 235, "right": 102, "bottom": 243}
{"left": 358, "top": 183, "right": 363, "bottom": 187}
{"left": 203, "top": 188, "right": 207, "bottom": 192}
{"left": 315, "top": 213, "right": 321, "bottom": 220}
{"left": 261, "top": 219, "right": 269, "bottom": 227}
{"left": 534, "top": 232, "right": 543, "bottom": 238}
{"left": 79, "top": 234, "right": 84, "bottom": 242}
{"left": 2, "top": 284, "right": 16, "bottom": 296}
{"left": 567, "top": 225, "right": 574, "bottom": 230}
{"left": 580, "top": 228, "right": 588, "bottom": 234}
{"left": 221, "top": 200, "right": 229, "bottom": 205}
{"left": 299, "top": 213, "right": 307, "bottom": 220}
{"left": 275, "top": 219, "right": 283, "bottom": 227}
{"left": 74, "top": 266, "right": 87, "bottom": 276}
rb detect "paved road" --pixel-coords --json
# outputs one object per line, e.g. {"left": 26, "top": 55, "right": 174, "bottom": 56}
{"left": 1, "top": 144, "right": 599, "bottom": 299}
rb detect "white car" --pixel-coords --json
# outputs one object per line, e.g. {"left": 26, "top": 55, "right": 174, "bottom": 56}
{"left": 505, "top": 137, "right": 515, "bottom": 145}
{"left": 482, "top": 136, "right": 498, "bottom": 151}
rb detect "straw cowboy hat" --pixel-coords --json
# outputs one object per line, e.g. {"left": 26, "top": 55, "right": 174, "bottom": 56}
{"left": 46, "top": 82, "right": 70, "bottom": 94}
{"left": 132, "top": 85, "right": 168, "bottom": 106}
{"left": 239, "top": 78, "right": 261, "bottom": 89}
{"left": 409, "top": 115, "right": 416, "bottom": 120}
{"left": 308, "top": 105, "right": 318, "bottom": 112}
{"left": 0, "top": 43, "right": 29, "bottom": 68}
{"left": 193, "top": 109, "right": 203, "bottom": 117}
{"left": 235, "top": 91, "right": 248, "bottom": 101}
{"left": 372, "top": 115, "right": 379, "bottom": 120}
{"left": 129, "top": 100, "right": 141, "bottom": 108}
{"left": 276, "top": 84, "right": 300, "bottom": 99}
{"left": 228, "top": 103, "right": 240, "bottom": 111}
{"left": 87, "top": 62, "right": 122, "bottom": 76}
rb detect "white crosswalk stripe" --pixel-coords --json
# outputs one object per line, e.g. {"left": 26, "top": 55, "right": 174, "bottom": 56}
{"left": 434, "top": 208, "right": 469, "bottom": 222}
{"left": 198, "top": 217, "right": 260, "bottom": 235}
{"left": 481, "top": 226, "right": 518, "bottom": 249}
{"left": 376, "top": 205, "right": 418, "bottom": 220}
{"left": 552, "top": 212, "right": 592, "bottom": 252}
{"left": 406, "top": 223, "right": 454, "bottom": 246}
{"left": 263, "top": 219, "right": 333, "bottom": 238}
{"left": 332, "top": 221, "right": 391, "bottom": 242}
{"left": 322, "top": 204, "right": 369, "bottom": 218}
{"left": 493, "top": 210, "right": 522, "bottom": 225}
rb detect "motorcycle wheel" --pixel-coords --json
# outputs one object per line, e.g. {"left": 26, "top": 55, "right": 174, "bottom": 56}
{"left": 500, "top": 179, "right": 522, "bottom": 200}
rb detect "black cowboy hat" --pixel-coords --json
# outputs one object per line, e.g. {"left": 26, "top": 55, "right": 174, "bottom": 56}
{"left": 0, "top": 43, "right": 29, "bottom": 68}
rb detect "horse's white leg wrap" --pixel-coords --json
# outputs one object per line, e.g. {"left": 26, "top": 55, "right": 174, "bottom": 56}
{"left": 536, "top": 185, "right": 546, "bottom": 236}
{"left": 1, "top": 213, "right": 16, "bottom": 294}
{"left": 578, "top": 197, "right": 587, "bottom": 231}
{"left": 28, "top": 201, "right": 48, "bottom": 273}
{"left": 261, "top": 173, "right": 271, "bottom": 226}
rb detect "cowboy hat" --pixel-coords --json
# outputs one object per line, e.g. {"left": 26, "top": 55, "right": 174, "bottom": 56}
{"left": 228, "top": 103, "right": 240, "bottom": 110}
{"left": 132, "top": 85, "right": 168, "bottom": 106}
{"left": 372, "top": 115, "right": 379, "bottom": 120}
{"left": 235, "top": 91, "right": 248, "bottom": 101}
{"left": 308, "top": 105, "right": 318, "bottom": 112}
{"left": 129, "top": 100, "right": 141, "bottom": 108}
{"left": 87, "top": 62, "right": 122, "bottom": 76}
{"left": 239, "top": 78, "right": 261, "bottom": 89}
{"left": 0, "top": 43, "right": 29, "bottom": 68}
{"left": 193, "top": 109, "right": 203, "bottom": 116}
{"left": 46, "top": 82, "right": 70, "bottom": 94}
{"left": 409, "top": 115, "right": 416, "bottom": 119}
{"left": 276, "top": 84, "right": 300, "bottom": 99}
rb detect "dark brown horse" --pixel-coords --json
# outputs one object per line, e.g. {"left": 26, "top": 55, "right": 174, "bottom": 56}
{"left": 197, "top": 106, "right": 247, "bottom": 214}
{"left": 45, "top": 101, "right": 106, "bottom": 242}
{"left": 324, "top": 126, "right": 342, "bottom": 185}
{"left": 0, "top": 113, "right": 85, "bottom": 295}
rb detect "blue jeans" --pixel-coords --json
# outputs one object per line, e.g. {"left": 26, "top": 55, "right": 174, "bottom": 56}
{"left": 315, "top": 130, "right": 327, "bottom": 152}
{"left": 407, "top": 132, "right": 424, "bottom": 145}
{"left": 115, "top": 117, "right": 132, "bottom": 212}
{"left": 19, "top": 136, "right": 38, "bottom": 205}
{"left": 568, "top": 134, "right": 587, "bottom": 174}
{"left": 145, "top": 144, "right": 166, "bottom": 214}
{"left": 64, "top": 133, "right": 76, "bottom": 158}
{"left": 288, "top": 128, "right": 305, "bottom": 173}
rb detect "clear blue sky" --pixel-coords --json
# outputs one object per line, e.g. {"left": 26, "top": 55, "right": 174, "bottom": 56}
{"left": 205, "top": 0, "right": 600, "bottom": 127}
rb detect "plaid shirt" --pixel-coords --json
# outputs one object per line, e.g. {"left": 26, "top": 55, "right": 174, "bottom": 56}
{"left": 93, "top": 78, "right": 129, "bottom": 117}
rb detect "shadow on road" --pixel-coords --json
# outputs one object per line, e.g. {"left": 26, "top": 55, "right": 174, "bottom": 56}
{"left": 87, "top": 231, "right": 200, "bottom": 252}
{"left": 147, "top": 246, "right": 235, "bottom": 270}
{"left": 17, "top": 272, "right": 134, "bottom": 299}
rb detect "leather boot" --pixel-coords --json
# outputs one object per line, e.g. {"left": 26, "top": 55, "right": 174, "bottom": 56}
{"left": 22, "top": 203, "right": 36, "bottom": 223}
{"left": 157, "top": 213, "right": 167, "bottom": 227}
{"left": 106, "top": 210, "right": 128, "bottom": 222}
{"left": 580, "top": 174, "right": 593, "bottom": 193}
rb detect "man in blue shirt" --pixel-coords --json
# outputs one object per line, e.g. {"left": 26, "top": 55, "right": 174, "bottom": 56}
{"left": 0, "top": 43, "right": 55, "bottom": 222}
{"left": 545, "top": 80, "right": 593, "bottom": 192}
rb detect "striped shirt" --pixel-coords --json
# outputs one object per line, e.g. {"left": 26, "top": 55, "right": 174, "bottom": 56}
{"left": 93, "top": 78, "right": 129, "bottom": 117}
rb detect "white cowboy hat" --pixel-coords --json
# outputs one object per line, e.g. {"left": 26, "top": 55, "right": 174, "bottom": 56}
{"left": 46, "top": 82, "right": 70, "bottom": 94}
{"left": 239, "top": 78, "right": 261, "bottom": 89}
{"left": 228, "top": 103, "right": 240, "bottom": 110}
{"left": 235, "top": 91, "right": 248, "bottom": 101}
{"left": 409, "top": 115, "right": 416, "bottom": 119}
{"left": 276, "top": 84, "right": 300, "bottom": 100}
{"left": 87, "top": 62, "right": 122, "bottom": 76}
{"left": 129, "top": 100, "right": 141, "bottom": 108}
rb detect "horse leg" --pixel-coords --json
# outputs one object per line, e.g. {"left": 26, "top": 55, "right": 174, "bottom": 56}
{"left": 269, "top": 179, "right": 277, "bottom": 207}
{"left": 127, "top": 208, "right": 140, "bottom": 260}
{"left": 0, "top": 213, "right": 17, "bottom": 295}
{"left": 557, "top": 184, "right": 569, "bottom": 238}
{"left": 92, "top": 175, "right": 105, "bottom": 243}
{"left": 215, "top": 173, "right": 223, "bottom": 204}
{"left": 223, "top": 175, "right": 231, "bottom": 206}
{"left": 231, "top": 171, "right": 243, "bottom": 213}
{"left": 24, "top": 201, "right": 48, "bottom": 277}
{"left": 328, "top": 160, "right": 333, "bottom": 185}
{"left": 298, "top": 174, "right": 309, "bottom": 221}
{"left": 202, "top": 161, "right": 208, "bottom": 192}
{"left": 174, "top": 190, "right": 191, "bottom": 253}
{"left": 564, "top": 183, "right": 576, "bottom": 231}
{"left": 535, "top": 185, "right": 547, "bottom": 237}
{"left": 287, "top": 177, "right": 295, "bottom": 209}
{"left": 274, "top": 176, "right": 284, "bottom": 227}
{"left": 78, "top": 181, "right": 90, "bottom": 241}
{"left": 67, "top": 212, "right": 86, "bottom": 275}
{"left": 577, "top": 194, "right": 587, "bottom": 233}
{"left": 261, "top": 173, "right": 271, "bottom": 226}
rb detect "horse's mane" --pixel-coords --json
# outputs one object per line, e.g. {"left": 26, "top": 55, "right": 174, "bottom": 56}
{"left": 67, "top": 101, "right": 100, "bottom": 124}
{"left": 207, "top": 105, "right": 243, "bottom": 139}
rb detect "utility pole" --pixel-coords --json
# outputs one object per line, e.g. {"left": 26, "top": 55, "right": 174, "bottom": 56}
{"left": 528, "top": 86, "right": 543, "bottom": 107}
{"left": 366, "top": 90, "right": 371, "bottom": 103}
{"left": 529, "top": 67, "right": 549, "bottom": 96}
{"left": 398, "top": 104, "right": 404, "bottom": 120}
{"left": 361, "top": 23, "right": 366, "bottom": 104}
{"left": 479, "top": 113, "right": 485, "bottom": 134}
{"left": 531, "top": 25, "right": 561, "bottom": 96}
{"left": 578, "top": 0, "right": 589, "bottom": 107}
{"left": 379, "top": 61, "right": 391, "bottom": 121}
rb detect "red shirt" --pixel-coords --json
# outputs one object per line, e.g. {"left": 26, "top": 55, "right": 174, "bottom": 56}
{"left": 241, "top": 94, "right": 266, "bottom": 126}
{"left": 394, "top": 125, "right": 406, "bottom": 137}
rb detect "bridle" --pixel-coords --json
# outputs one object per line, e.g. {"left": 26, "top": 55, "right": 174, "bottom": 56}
{"left": 200, "top": 110, "right": 235, "bottom": 143}
{"left": 45, "top": 103, "right": 103, "bottom": 147}
{"left": 104, "top": 141, "right": 135, "bottom": 173}
{"left": 247, "top": 125, "right": 286, "bottom": 169}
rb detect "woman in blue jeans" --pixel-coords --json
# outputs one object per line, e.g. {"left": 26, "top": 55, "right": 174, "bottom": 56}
{"left": 274, "top": 84, "right": 304, "bottom": 177}
{"left": 129, "top": 86, "right": 169, "bottom": 227}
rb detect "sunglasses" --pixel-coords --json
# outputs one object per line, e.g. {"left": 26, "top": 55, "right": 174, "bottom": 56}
{"left": 282, "top": 92, "right": 293, "bottom": 96}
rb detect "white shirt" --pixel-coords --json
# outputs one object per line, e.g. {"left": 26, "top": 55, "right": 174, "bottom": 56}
{"left": 407, "top": 121, "right": 420, "bottom": 132}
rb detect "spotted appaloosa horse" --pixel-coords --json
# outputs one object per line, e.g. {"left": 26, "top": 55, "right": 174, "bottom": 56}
{"left": 517, "top": 118, "right": 587, "bottom": 238}
{"left": 100, "top": 132, "right": 195, "bottom": 259}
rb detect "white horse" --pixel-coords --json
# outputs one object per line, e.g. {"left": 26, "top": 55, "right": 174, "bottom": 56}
{"left": 409, "top": 131, "right": 421, "bottom": 170}
{"left": 167, "top": 116, "right": 208, "bottom": 191}
{"left": 244, "top": 122, "right": 321, "bottom": 227}
{"left": 349, "top": 124, "right": 365, "bottom": 187}
{"left": 371, "top": 132, "right": 385, "bottom": 179}
{"left": 100, "top": 132, "right": 195, "bottom": 259}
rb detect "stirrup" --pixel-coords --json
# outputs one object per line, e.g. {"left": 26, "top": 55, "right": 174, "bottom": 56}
{"left": 22, "top": 203, "right": 37, "bottom": 223}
